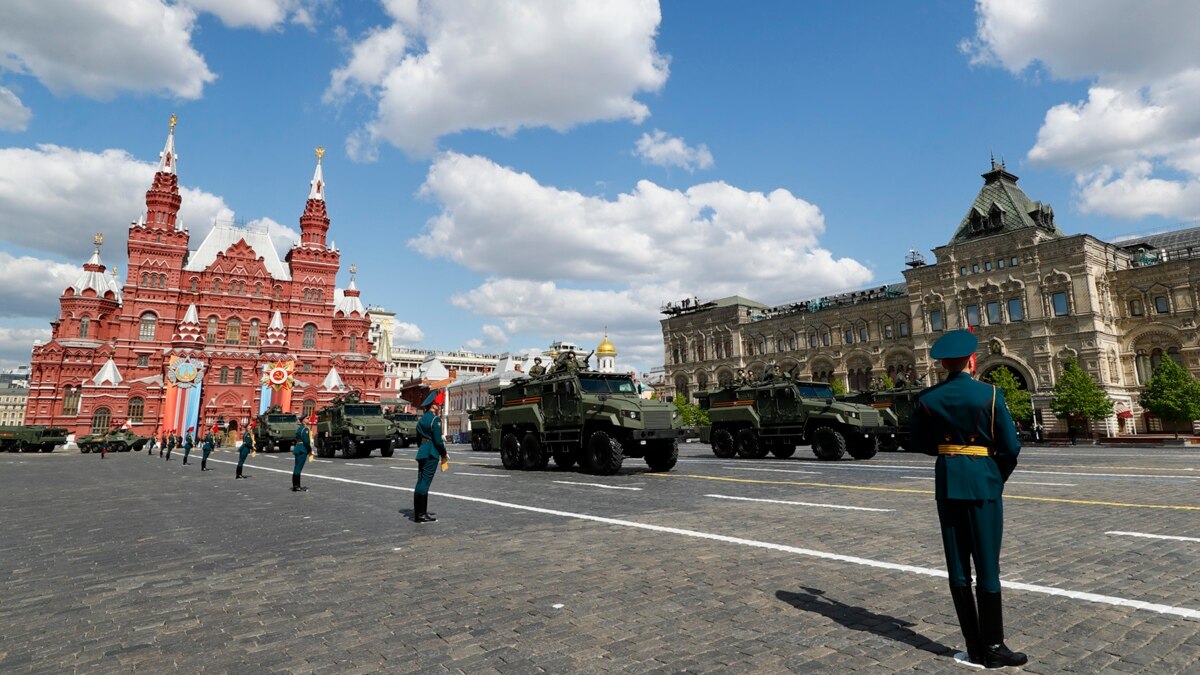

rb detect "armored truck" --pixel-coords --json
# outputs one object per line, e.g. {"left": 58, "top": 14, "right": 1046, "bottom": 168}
{"left": 468, "top": 405, "right": 494, "bottom": 452}
{"left": 696, "top": 380, "right": 889, "bottom": 461}
{"left": 385, "top": 411, "right": 419, "bottom": 449}
{"left": 0, "top": 425, "right": 67, "bottom": 452}
{"left": 315, "top": 392, "right": 394, "bottom": 459}
{"left": 77, "top": 429, "right": 150, "bottom": 453}
{"left": 253, "top": 407, "right": 298, "bottom": 453}
{"left": 491, "top": 369, "right": 682, "bottom": 475}
{"left": 841, "top": 386, "right": 924, "bottom": 451}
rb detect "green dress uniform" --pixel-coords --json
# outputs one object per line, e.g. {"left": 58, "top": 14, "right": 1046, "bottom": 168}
{"left": 292, "top": 423, "right": 312, "bottom": 491}
{"left": 165, "top": 433, "right": 175, "bottom": 460}
{"left": 147, "top": 435, "right": 156, "bottom": 455}
{"left": 412, "top": 390, "right": 448, "bottom": 523}
{"left": 236, "top": 429, "right": 255, "bottom": 478}
{"left": 182, "top": 430, "right": 194, "bottom": 464}
{"left": 910, "top": 330, "right": 1027, "bottom": 668}
{"left": 159, "top": 433, "right": 166, "bottom": 457}
{"left": 200, "top": 432, "right": 215, "bottom": 471}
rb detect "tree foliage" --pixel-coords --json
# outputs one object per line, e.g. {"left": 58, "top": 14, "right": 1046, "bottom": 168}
{"left": 1139, "top": 357, "right": 1200, "bottom": 439}
{"left": 877, "top": 373, "right": 895, "bottom": 391}
{"left": 672, "top": 394, "right": 710, "bottom": 427}
{"left": 984, "top": 366, "right": 1033, "bottom": 422}
{"left": 830, "top": 379, "right": 846, "bottom": 396}
{"left": 1050, "top": 359, "right": 1112, "bottom": 423}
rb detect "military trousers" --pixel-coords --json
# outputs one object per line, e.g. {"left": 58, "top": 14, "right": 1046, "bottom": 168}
{"left": 183, "top": 446, "right": 193, "bottom": 462}
{"left": 292, "top": 449, "right": 308, "bottom": 477}
{"left": 937, "top": 498, "right": 1003, "bottom": 592}
{"left": 414, "top": 458, "right": 438, "bottom": 496}
{"left": 237, "top": 446, "right": 251, "bottom": 470}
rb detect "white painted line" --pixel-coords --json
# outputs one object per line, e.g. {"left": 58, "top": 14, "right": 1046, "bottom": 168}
{"left": 345, "top": 463, "right": 372, "bottom": 467}
{"left": 1016, "top": 470, "right": 1197, "bottom": 480}
{"left": 390, "top": 466, "right": 417, "bottom": 471}
{"left": 553, "top": 480, "right": 642, "bottom": 491}
{"left": 706, "top": 494, "right": 893, "bottom": 512}
{"left": 552, "top": 603, "right": 565, "bottom": 609}
{"left": 1107, "top": 531, "right": 1200, "bottom": 543}
{"left": 456, "top": 472, "right": 510, "bottom": 478}
{"left": 729, "top": 467, "right": 822, "bottom": 476}
{"left": 901, "top": 476, "right": 1076, "bottom": 487}
{"left": 393, "top": 547, "right": 403, "bottom": 551}
{"left": 193, "top": 455, "right": 1200, "bottom": 621}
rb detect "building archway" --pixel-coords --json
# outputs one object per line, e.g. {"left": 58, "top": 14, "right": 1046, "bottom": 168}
{"left": 980, "top": 363, "right": 1029, "bottom": 390}
{"left": 977, "top": 355, "right": 1037, "bottom": 391}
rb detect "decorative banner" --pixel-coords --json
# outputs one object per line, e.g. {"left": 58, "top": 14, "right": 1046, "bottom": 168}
{"left": 163, "top": 355, "right": 205, "bottom": 434}
{"left": 259, "top": 360, "right": 295, "bottom": 415}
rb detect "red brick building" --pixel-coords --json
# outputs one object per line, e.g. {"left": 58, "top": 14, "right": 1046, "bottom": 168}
{"left": 25, "top": 118, "right": 383, "bottom": 437}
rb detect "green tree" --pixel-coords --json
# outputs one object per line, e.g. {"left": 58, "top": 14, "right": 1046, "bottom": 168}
{"left": 984, "top": 366, "right": 1033, "bottom": 423}
{"left": 878, "top": 373, "right": 895, "bottom": 391}
{"left": 672, "top": 394, "right": 710, "bottom": 427}
{"left": 1050, "top": 359, "right": 1112, "bottom": 439}
{"left": 1139, "top": 357, "right": 1200, "bottom": 439}
{"left": 830, "top": 379, "right": 846, "bottom": 396}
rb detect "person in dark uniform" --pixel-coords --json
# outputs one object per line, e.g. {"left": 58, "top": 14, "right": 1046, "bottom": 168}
{"left": 99, "top": 432, "right": 108, "bottom": 460}
{"left": 411, "top": 389, "right": 449, "bottom": 523}
{"left": 182, "top": 426, "right": 195, "bottom": 464}
{"left": 165, "top": 429, "right": 175, "bottom": 460}
{"left": 237, "top": 421, "right": 256, "bottom": 479}
{"left": 147, "top": 430, "right": 157, "bottom": 455}
{"left": 910, "top": 330, "right": 1027, "bottom": 669}
{"left": 200, "top": 425, "right": 216, "bottom": 471}
{"left": 292, "top": 417, "right": 313, "bottom": 492}
{"left": 528, "top": 357, "right": 546, "bottom": 377}
{"left": 159, "top": 430, "right": 167, "bottom": 458}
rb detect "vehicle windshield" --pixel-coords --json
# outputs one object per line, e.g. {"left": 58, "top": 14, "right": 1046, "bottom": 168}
{"left": 344, "top": 405, "right": 383, "bottom": 416}
{"left": 795, "top": 384, "right": 835, "bottom": 399}
{"left": 267, "top": 414, "right": 298, "bottom": 423}
{"left": 578, "top": 376, "right": 637, "bottom": 394}
{"left": 388, "top": 413, "right": 418, "bottom": 421}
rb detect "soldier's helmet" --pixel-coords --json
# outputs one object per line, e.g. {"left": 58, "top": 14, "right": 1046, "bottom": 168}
{"left": 568, "top": 351, "right": 576, "bottom": 358}
{"left": 534, "top": 357, "right": 542, "bottom": 363}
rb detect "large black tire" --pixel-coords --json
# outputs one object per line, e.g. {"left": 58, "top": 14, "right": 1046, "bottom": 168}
{"left": 736, "top": 428, "right": 768, "bottom": 459}
{"left": 520, "top": 431, "right": 548, "bottom": 470}
{"left": 12, "top": 441, "right": 25, "bottom": 453}
{"left": 645, "top": 439, "right": 678, "bottom": 472}
{"left": 342, "top": 438, "right": 356, "bottom": 459}
{"left": 112, "top": 443, "right": 128, "bottom": 453}
{"left": 811, "top": 426, "right": 847, "bottom": 461}
{"left": 399, "top": 436, "right": 412, "bottom": 449}
{"left": 879, "top": 435, "right": 899, "bottom": 452}
{"left": 40, "top": 444, "right": 55, "bottom": 453}
{"left": 357, "top": 444, "right": 372, "bottom": 459}
{"left": 711, "top": 428, "right": 736, "bottom": 458}
{"left": 552, "top": 451, "right": 576, "bottom": 469}
{"left": 79, "top": 444, "right": 90, "bottom": 454}
{"left": 847, "top": 435, "right": 878, "bottom": 460}
{"left": 770, "top": 445, "right": 797, "bottom": 459}
{"left": 585, "top": 430, "right": 624, "bottom": 475}
{"left": 500, "top": 432, "right": 521, "bottom": 470}
{"left": 380, "top": 444, "right": 394, "bottom": 458}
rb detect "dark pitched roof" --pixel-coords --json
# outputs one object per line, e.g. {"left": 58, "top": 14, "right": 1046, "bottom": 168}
{"left": 948, "top": 161, "right": 1064, "bottom": 245}
{"left": 1116, "top": 225, "right": 1200, "bottom": 251}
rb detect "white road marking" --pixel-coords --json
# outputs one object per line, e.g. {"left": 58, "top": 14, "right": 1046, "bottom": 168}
{"left": 901, "top": 476, "right": 1076, "bottom": 487}
{"left": 1015, "top": 470, "right": 1196, "bottom": 480}
{"left": 553, "top": 481, "right": 642, "bottom": 491}
{"left": 345, "top": 463, "right": 372, "bottom": 467}
{"left": 456, "top": 472, "right": 510, "bottom": 478}
{"left": 728, "top": 467, "right": 821, "bottom": 476}
{"left": 552, "top": 603, "right": 565, "bottom": 609}
{"left": 389, "top": 466, "right": 417, "bottom": 471}
{"left": 706, "top": 494, "right": 892, "bottom": 512}
{"left": 1107, "top": 531, "right": 1200, "bottom": 543}
{"left": 193, "top": 455, "right": 1200, "bottom": 620}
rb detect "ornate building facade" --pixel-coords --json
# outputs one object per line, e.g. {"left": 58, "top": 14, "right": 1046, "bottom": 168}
{"left": 661, "top": 161, "right": 1200, "bottom": 435}
{"left": 25, "top": 118, "right": 383, "bottom": 436}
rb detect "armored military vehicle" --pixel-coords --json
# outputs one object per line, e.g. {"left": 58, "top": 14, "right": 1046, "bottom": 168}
{"left": 315, "top": 392, "right": 394, "bottom": 459}
{"left": 841, "top": 386, "right": 924, "bottom": 451}
{"left": 385, "top": 411, "right": 419, "bottom": 449}
{"left": 468, "top": 404, "right": 494, "bottom": 452}
{"left": 696, "top": 380, "right": 889, "bottom": 460}
{"left": 253, "top": 406, "right": 299, "bottom": 453}
{"left": 0, "top": 425, "right": 68, "bottom": 452}
{"left": 77, "top": 429, "right": 150, "bottom": 453}
{"left": 491, "top": 368, "right": 682, "bottom": 475}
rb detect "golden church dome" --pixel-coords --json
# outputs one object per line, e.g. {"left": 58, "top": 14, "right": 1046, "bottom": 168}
{"left": 597, "top": 332, "right": 617, "bottom": 356}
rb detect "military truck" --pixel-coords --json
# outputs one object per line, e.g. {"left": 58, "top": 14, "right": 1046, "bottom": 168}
{"left": 696, "top": 380, "right": 889, "bottom": 461}
{"left": 491, "top": 368, "right": 682, "bottom": 475}
{"left": 315, "top": 392, "right": 395, "bottom": 459}
{"left": 254, "top": 406, "right": 299, "bottom": 453}
{"left": 385, "top": 411, "right": 419, "bottom": 449}
{"left": 77, "top": 428, "right": 150, "bottom": 453}
{"left": 841, "top": 386, "right": 924, "bottom": 451}
{"left": 0, "top": 425, "right": 68, "bottom": 452}
{"left": 468, "top": 404, "right": 494, "bottom": 452}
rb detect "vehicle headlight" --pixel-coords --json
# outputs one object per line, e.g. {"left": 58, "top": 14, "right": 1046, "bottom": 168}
{"left": 672, "top": 411, "right": 679, "bottom": 420}
{"left": 847, "top": 411, "right": 859, "bottom": 419}
{"left": 621, "top": 410, "right": 640, "bottom": 420}
{"left": 356, "top": 425, "right": 365, "bottom": 431}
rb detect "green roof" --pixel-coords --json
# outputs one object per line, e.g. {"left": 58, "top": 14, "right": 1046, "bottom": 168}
{"left": 948, "top": 161, "right": 1064, "bottom": 245}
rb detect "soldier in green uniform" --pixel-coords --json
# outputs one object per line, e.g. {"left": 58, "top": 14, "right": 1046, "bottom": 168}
{"left": 292, "top": 417, "right": 313, "bottom": 492}
{"left": 411, "top": 389, "right": 448, "bottom": 523}
{"left": 528, "top": 357, "right": 546, "bottom": 377}
{"left": 236, "top": 421, "right": 256, "bottom": 479}
{"left": 165, "top": 429, "right": 175, "bottom": 460}
{"left": 159, "top": 430, "right": 167, "bottom": 458}
{"left": 200, "top": 425, "right": 216, "bottom": 471}
{"left": 910, "top": 330, "right": 1027, "bottom": 669}
{"left": 733, "top": 368, "right": 746, "bottom": 386}
{"left": 182, "top": 426, "right": 195, "bottom": 464}
{"left": 146, "top": 430, "right": 157, "bottom": 455}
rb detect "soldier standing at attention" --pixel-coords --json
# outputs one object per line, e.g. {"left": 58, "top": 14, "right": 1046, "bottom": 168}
{"left": 411, "top": 389, "right": 449, "bottom": 523}
{"left": 292, "top": 417, "right": 313, "bottom": 492}
{"left": 159, "top": 429, "right": 166, "bottom": 458}
{"left": 146, "top": 430, "right": 156, "bottom": 456}
{"left": 528, "top": 357, "right": 546, "bottom": 377}
{"left": 236, "top": 421, "right": 256, "bottom": 479}
{"left": 182, "top": 426, "right": 195, "bottom": 464}
{"left": 165, "top": 430, "right": 175, "bottom": 460}
{"left": 910, "top": 330, "right": 1027, "bottom": 669}
{"left": 200, "top": 425, "right": 216, "bottom": 471}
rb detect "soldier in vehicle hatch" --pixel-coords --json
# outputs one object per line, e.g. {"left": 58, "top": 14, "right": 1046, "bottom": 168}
{"left": 528, "top": 357, "right": 546, "bottom": 378}
{"left": 733, "top": 368, "right": 746, "bottom": 386}
{"left": 773, "top": 364, "right": 791, "bottom": 381}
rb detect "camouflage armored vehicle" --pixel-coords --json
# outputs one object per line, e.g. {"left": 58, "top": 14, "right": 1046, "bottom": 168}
{"left": 77, "top": 429, "right": 150, "bottom": 453}
{"left": 253, "top": 406, "right": 299, "bottom": 453}
{"left": 385, "top": 411, "right": 419, "bottom": 449}
{"left": 315, "top": 392, "right": 394, "bottom": 459}
{"left": 491, "top": 368, "right": 682, "bottom": 475}
{"left": 0, "top": 425, "right": 68, "bottom": 452}
{"left": 696, "top": 380, "right": 889, "bottom": 461}
{"left": 841, "top": 386, "right": 924, "bottom": 451}
{"left": 468, "top": 404, "right": 494, "bottom": 452}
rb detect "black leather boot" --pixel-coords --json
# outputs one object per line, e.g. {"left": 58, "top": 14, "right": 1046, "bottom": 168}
{"left": 977, "top": 589, "right": 1028, "bottom": 668}
{"left": 414, "top": 494, "right": 436, "bottom": 522}
{"left": 292, "top": 474, "right": 300, "bottom": 491}
{"left": 950, "top": 585, "right": 985, "bottom": 665}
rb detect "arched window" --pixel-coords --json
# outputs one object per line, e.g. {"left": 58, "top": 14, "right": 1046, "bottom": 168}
{"left": 139, "top": 312, "right": 157, "bottom": 341}
{"left": 128, "top": 397, "right": 145, "bottom": 423}
{"left": 1168, "top": 346, "right": 1184, "bottom": 367}
{"left": 91, "top": 407, "right": 111, "bottom": 434}
{"left": 349, "top": 334, "right": 357, "bottom": 352}
{"left": 233, "top": 367, "right": 243, "bottom": 385}
{"left": 1154, "top": 295, "right": 1170, "bottom": 314}
{"left": 79, "top": 316, "right": 90, "bottom": 338}
{"left": 248, "top": 319, "right": 260, "bottom": 347}
{"left": 273, "top": 286, "right": 282, "bottom": 300}
{"left": 255, "top": 283, "right": 262, "bottom": 297}
{"left": 1136, "top": 350, "right": 1152, "bottom": 385}
{"left": 206, "top": 317, "right": 218, "bottom": 344}
{"left": 219, "top": 366, "right": 229, "bottom": 384}
{"left": 141, "top": 272, "right": 149, "bottom": 286}
{"left": 225, "top": 318, "right": 241, "bottom": 345}
{"left": 303, "top": 323, "right": 317, "bottom": 349}
{"left": 302, "top": 399, "right": 316, "bottom": 419}
{"left": 213, "top": 278, "right": 222, "bottom": 293}
{"left": 62, "top": 387, "right": 81, "bottom": 415}
{"left": 190, "top": 277, "right": 199, "bottom": 293}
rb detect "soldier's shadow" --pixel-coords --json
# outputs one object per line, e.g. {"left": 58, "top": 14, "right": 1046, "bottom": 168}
{"left": 775, "top": 587, "right": 952, "bottom": 656}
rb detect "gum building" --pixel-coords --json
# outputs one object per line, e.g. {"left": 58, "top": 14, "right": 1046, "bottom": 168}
{"left": 661, "top": 160, "right": 1200, "bottom": 436}
{"left": 25, "top": 118, "right": 384, "bottom": 437}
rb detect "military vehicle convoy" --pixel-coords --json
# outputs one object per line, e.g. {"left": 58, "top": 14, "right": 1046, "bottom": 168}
{"left": 315, "top": 392, "right": 395, "bottom": 459}
{"left": 468, "top": 404, "right": 494, "bottom": 452}
{"left": 385, "top": 411, "right": 419, "bottom": 449}
{"left": 77, "top": 429, "right": 150, "bottom": 453}
{"left": 0, "top": 425, "right": 67, "bottom": 452}
{"left": 841, "top": 386, "right": 924, "bottom": 451}
{"left": 490, "top": 368, "right": 682, "bottom": 474}
{"left": 253, "top": 407, "right": 298, "bottom": 453}
{"left": 696, "top": 380, "right": 890, "bottom": 460}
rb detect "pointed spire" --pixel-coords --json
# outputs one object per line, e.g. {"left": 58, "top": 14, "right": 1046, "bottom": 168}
{"left": 144, "top": 114, "right": 183, "bottom": 229}
{"left": 92, "top": 358, "right": 124, "bottom": 386}
{"left": 347, "top": 263, "right": 358, "bottom": 291}
{"left": 309, "top": 146, "right": 325, "bottom": 200}
{"left": 69, "top": 232, "right": 122, "bottom": 302}
{"left": 269, "top": 310, "right": 284, "bottom": 331}
{"left": 158, "top": 113, "right": 178, "bottom": 175}
{"left": 321, "top": 366, "right": 347, "bottom": 392}
{"left": 172, "top": 303, "right": 204, "bottom": 346}
{"left": 262, "top": 310, "right": 289, "bottom": 352}
{"left": 182, "top": 303, "right": 199, "bottom": 324}
{"left": 298, "top": 145, "right": 331, "bottom": 249}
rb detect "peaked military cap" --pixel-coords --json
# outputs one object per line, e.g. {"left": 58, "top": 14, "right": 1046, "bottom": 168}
{"left": 930, "top": 329, "right": 978, "bottom": 359}
{"left": 422, "top": 389, "right": 445, "bottom": 408}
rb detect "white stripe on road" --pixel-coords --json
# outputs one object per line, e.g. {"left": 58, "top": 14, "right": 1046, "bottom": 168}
{"left": 389, "top": 466, "right": 416, "bottom": 471}
{"left": 456, "top": 472, "right": 510, "bottom": 478}
{"left": 901, "top": 476, "right": 1077, "bottom": 487}
{"left": 728, "top": 467, "right": 821, "bottom": 476}
{"left": 706, "top": 494, "right": 892, "bottom": 512}
{"left": 1107, "top": 531, "right": 1200, "bottom": 544}
{"left": 345, "top": 463, "right": 372, "bottom": 467}
{"left": 553, "top": 480, "right": 642, "bottom": 491}
{"left": 192, "top": 455, "right": 1200, "bottom": 621}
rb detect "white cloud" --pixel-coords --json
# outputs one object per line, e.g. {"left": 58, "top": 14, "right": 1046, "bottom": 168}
{"left": 327, "top": 0, "right": 669, "bottom": 157}
{"left": 0, "top": 327, "right": 51, "bottom": 369}
{"left": 391, "top": 322, "right": 425, "bottom": 345}
{"left": 183, "top": 0, "right": 322, "bottom": 29}
{"left": 634, "top": 129, "right": 714, "bottom": 172}
{"left": 0, "top": 87, "right": 31, "bottom": 131}
{"left": 0, "top": 1, "right": 216, "bottom": 99}
{"left": 246, "top": 217, "right": 302, "bottom": 257}
{"left": 0, "top": 252, "right": 80, "bottom": 318}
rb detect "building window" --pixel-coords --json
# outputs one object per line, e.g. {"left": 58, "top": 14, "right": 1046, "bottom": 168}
{"left": 984, "top": 261, "right": 993, "bottom": 272}
{"left": 998, "top": 259, "right": 1006, "bottom": 269}
{"left": 349, "top": 334, "right": 357, "bottom": 352}
{"left": 303, "top": 323, "right": 317, "bottom": 349}
{"left": 302, "top": 399, "right": 316, "bottom": 419}
{"left": 206, "top": 317, "right": 218, "bottom": 343}
{"left": 789, "top": 336, "right": 797, "bottom": 351}
{"left": 1051, "top": 291, "right": 1069, "bottom": 317}
{"left": 225, "top": 318, "right": 241, "bottom": 345}
{"left": 303, "top": 362, "right": 313, "bottom": 373}
{"left": 234, "top": 367, "right": 243, "bottom": 385}
{"left": 809, "top": 334, "right": 818, "bottom": 348}
{"left": 141, "top": 272, "right": 148, "bottom": 286}
{"left": 1129, "top": 299, "right": 1144, "bottom": 316}
{"left": 1007, "top": 298, "right": 1024, "bottom": 322}
{"left": 884, "top": 324, "right": 894, "bottom": 339}
{"left": 898, "top": 321, "right": 909, "bottom": 337}
{"left": 128, "top": 397, "right": 145, "bottom": 423}
{"left": 190, "top": 277, "right": 199, "bottom": 292}
{"left": 929, "top": 310, "right": 944, "bottom": 332}
{"left": 821, "top": 332, "right": 830, "bottom": 347}
{"left": 986, "top": 302, "right": 1002, "bottom": 324}
{"left": 63, "top": 387, "right": 81, "bottom": 415}
{"left": 139, "top": 312, "right": 157, "bottom": 341}
{"left": 1010, "top": 257, "right": 1019, "bottom": 267}
{"left": 91, "top": 407, "right": 111, "bottom": 434}
{"left": 137, "top": 355, "right": 149, "bottom": 367}
{"left": 79, "top": 316, "right": 90, "bottom": 338}
{"left": 972, "top": 263, "right": 980, "bottom": 273}
{"left": 213, "top": 278, "right": 222, "bottom": 293}
{"left": 274, "top": 286, "right": 282, "bottom": 300}
{"left": 844, "top": 329, "right": 854, "bottom": 344}
{"left": 966, "top": 304, "right": 981, "bottom": 327}
{"left": 1154, "top": 295, "right": 1169, "bottom": 314}
{"left": 960, "top": 266, "right": 968, "bottom": 276}
{"left": 858, "top": 327, "right": 868, "bottom": 342}
{"left": 219, "top": 366, "right": 229, "bottom": 384}
{"left": 249, "top": 319, "right": 260, "bottom": 346}
{"left": 255, "top": 283, "right": 262, "bottom": 297}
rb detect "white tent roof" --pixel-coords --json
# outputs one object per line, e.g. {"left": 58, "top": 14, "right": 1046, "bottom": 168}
{"left": 184, "top": 221, "right": 291, "bottom": 281}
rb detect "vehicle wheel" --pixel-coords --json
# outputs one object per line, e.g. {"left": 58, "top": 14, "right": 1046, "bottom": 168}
{"left": 79, "top": 444, "right": 91, "bottom": 454}
{"left": 113, "top": 443, "right": 128, "bottom": 452}
{"left": 847, "top": 435, "right": 878, "bottom": 460}
{"left": 811, "top": 426, "right": 847, "bottom": 460}
{"left": 879, "top": 436, "right": 899, "bottom": 452}
{"left": 400, "top": 437, "right": 411, "bottom": 449}
{"left": 357, "top": 444, "right": 372, "bottom": 459}
{"left": 12, "top": 441, "right": 25, "bottom": 453}
{"left": 644, "top": 439, "right": 678, "bottom": 472}
{"left": 520, "top": 431, "right": 548, "bottom": 470}
{"left": 342, "top": 439, "right": 356, "bottom": 459}
{"left": 711, "top": 428, "right": 736, "bottom": 458}
{"left": 770, "top": 445, "right": 797, "bottom": 459}
{"left": 552, "top": 451, "right": 576, "bottom": 469}
{"left": 736, "top": 428, "right": 766, "bottom": 458}
{"left": 40, "top": 444, "right": 55, "bottom": 453}
{"left": 380, "top": 444, "right": 394, "bottom": 458}
{"left": 500, "top": 433, "right": 522, "bottom": 470}
{"left": 585, "top": 430, "right": 624, "bottom": 475}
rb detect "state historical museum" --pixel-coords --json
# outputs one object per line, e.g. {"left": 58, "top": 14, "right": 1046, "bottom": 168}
{"left": 25, "top": 117, "right": 384, "bottom": 436}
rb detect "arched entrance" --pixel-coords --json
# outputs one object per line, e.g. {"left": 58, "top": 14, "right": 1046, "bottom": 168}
{"left": 981, "top": 364, "right": 1029, "bottom": 390}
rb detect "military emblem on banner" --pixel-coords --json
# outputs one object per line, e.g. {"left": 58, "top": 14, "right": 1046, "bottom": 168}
{"left": 262, "top": 360, "right": 295, "bottom": 390}
{"left": 166, "top": 356, "right": 205, "bottom": 389}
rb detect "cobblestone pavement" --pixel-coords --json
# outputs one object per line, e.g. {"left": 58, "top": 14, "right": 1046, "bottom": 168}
{"left": 2, "top": 442, "right": 1199, "bottom": 673}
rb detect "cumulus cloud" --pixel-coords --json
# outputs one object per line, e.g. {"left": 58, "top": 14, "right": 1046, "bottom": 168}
{"left": 634, "top": 129, "right": 714, "bottom": 172}
{"left": 0, "top": 252, "right": 80, "bottom": 319}
{"left": 965, "top": 0, "right": 1200, "bottom": 222}
{"left": 327, "top": 0, "right": 669, "bottom": 157}
{"left": 183, "top": 0, "right": 321, "bottom": 29}
{"left": 0, "top": 327, "right": 51, "bottom": 369}
{"left": 0, "top": 87, "right": 32, "bottom": 131}
{"left": 391, "top": 322, "right": 425, "bottom": 345}
{"left": 246, "top": 217, "right": 302, "bottom": 257}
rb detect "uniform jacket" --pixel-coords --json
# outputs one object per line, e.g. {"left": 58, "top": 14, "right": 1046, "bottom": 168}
{"left": 184, "top": 434, "right": 194, "bottom": 450}
{"left": 910, "top": 371, "right": 1021, "bottom": 500}
{"left": 242, "top": 431, "right": 255, "bottom": 450}
{"left": 295, "top": 425, "right": 313, "bottom": 453}
{"left": 415, "top": 411, "right": 448, "bottom": 461}
{"left": 202, "top": 433, "right": 214, "bottom": 452}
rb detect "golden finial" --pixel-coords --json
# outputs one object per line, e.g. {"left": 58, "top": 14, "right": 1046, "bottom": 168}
{"left": 315, "top": 146, "right": 325, "bottom": 162}
{"left": 93, "top": 232, "right": 104, "bottom": 250}
{"left": 349, "top": 263, "right": 357, "bottom": 279}
{"left": 169, "top": 113, "right": 178, "bottom": 132}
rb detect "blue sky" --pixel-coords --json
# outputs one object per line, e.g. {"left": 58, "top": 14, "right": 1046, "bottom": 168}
{"left": 2, "top": 1, "right": 1198, "bottom": 373}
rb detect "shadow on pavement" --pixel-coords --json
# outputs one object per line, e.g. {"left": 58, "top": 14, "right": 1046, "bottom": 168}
{"left": 775, "top": 587, "right": 953, "bottom": 656}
